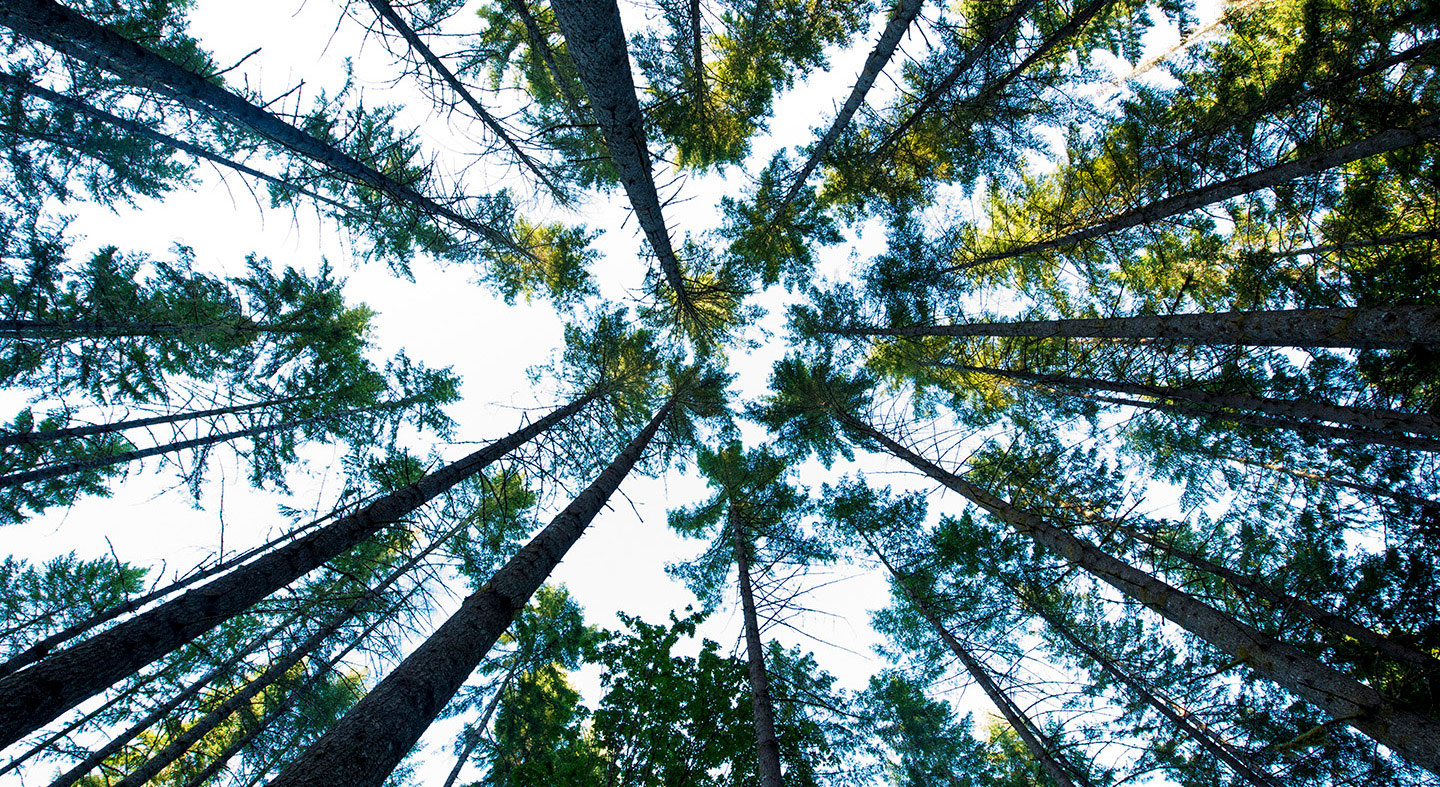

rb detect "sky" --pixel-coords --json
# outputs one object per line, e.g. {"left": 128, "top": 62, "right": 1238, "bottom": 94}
{"left": 0, "top": 0, "right": 1225, "bottom": 784}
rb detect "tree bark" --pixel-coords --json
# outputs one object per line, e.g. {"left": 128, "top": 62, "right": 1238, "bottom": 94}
{"left": 440, "top": 660, "right": 519, "bottom": 787}
{"left": 859, "top": 531, "right": 1080, "bottom": 787}
{"left": 548, "top": 0, "right": 693, "bottom": 319}
{"left": 1222, "top": 454, "right": 1437, "bottom": 511}
{"left": 502, "top": 0, "right": 585, "bottom": 117}
{"left": 0, "top": 0, "right": 529, "bottom": 259}
{"left": 944, "top": 114, "right": 1440, "bottom": 273}
{"left": 0, "top": 392, "right": 594, "bottom": 748}
{"left": 265, "top": 394, "right": 675, "bottom": 787}
{"left": 837, "top": 410, "right": 1440, "bottom": 775}
{"left": 777, "top": 0, "right": 925, "bottom": 209}
{"left": 824, "top": 305, "right": 1440, "bottom": 350}
{"left": 0, "top": 392, "right": 317, "bottom": 448}
{"left": 1268, "top": 229, "right": 1440, "bottom": 259}
{"left": 732, "top": 509, "right": 783, "bottom": 787}
{"left": 0, "top": 672, "right": 158, "bottom": 778}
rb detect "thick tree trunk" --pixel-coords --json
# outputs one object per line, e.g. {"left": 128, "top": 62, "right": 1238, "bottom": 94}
{"left": 440, "top": 660, "right": 519, "bottom": 787}
{"left": 0, "top": 393, "right": 316, "bottom": 449}
{"left": 1102, "top": 519, "right": 1440, "bottom": 674}
{"left": 0, "top": 392, "right": 594, "bottom": 748}
{"left": 951, "top": 363, "right": 1440, "bottom": 440}
{"left": 266, "top": 394, "right": 675, "bottom": 787}
{"left": 777, "top": 0, "right": 925, "bottom": 209}
{"left": 46, "top": 610, "right": 304, "bottom": 787}
{"left": 860, "top": 531, "right": 1079, "bottom": 787}
{"left": 826, "top": 305, "right": 1440, "bottom": 350}
{"left": 0, "top": 72, "right": 351, "bottom": 212}
{"left": 945, "top": 114, "right": 1440, "bottom": 273}
{"left": 0, "top": 0, "right": 528, "bottom": 258}
{"left": 837, "top": 410, "right": 1440, "bottom": 775}
{"left": 1022, "top": 596, "right": 1281, "bottom": 787}
{"left": 548, "top": 0, "right": 693, "bottom": 319}
{"left": 732, "top": 511, "right": 784, "bottom": 787}
{"left": 0, "top": 673, "right": 157, "bottom": 778}
{"left": 361, "top": 0, "right": 562, "bottom": 199}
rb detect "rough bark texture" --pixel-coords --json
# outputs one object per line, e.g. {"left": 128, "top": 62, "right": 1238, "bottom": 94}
{"left": 840, "top": 411, "right": 1440, "bottom": 775}
{"left": 0, "top": 393, "right": 593, "bottom": 748}
{"left": 0, "top": 393, "right": 314, "bottom": 448}
{"left": 548, "top": 0, "right": 692, "bottom": 317}
{"left": 0, "top": 0, "right": 525, "bottom": 256}
{"left": 828, "top": 305, "right": 1440, "bottom": 350}
{"left": 862, "top": 532, "right": 1078, "bottom": 787}
{"left": 266, "top": 395, "right": 674, "bottom": 787}
{"left": 947, "top": 114, "right": 1440, "bottom": 272}
{"left": 733, "top": 513, "right": 784, "bottom": 787}
{"left": 0, "top": 673, "right": 156, "bottom": 778}
{"left": 955, "top": 364, "right": 1440, "bottom": 440}
{"left": 778, "top": 0, "right": 925, "bottom": 208}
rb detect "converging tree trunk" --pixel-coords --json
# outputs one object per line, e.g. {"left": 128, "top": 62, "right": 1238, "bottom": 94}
{"left": 0, "top": 392, "right": 595, "bottom": 748}
{"left": 0, "top": 392, "right": 317, "bottom": 449}
{"left": 440, "top": 660, "right": 519, "bottom": 787}
{"left": 265, "top": 393, "right": 676, "bottom": 787}
{"left": 733, "top": 511, "right": 784, "bottom": 787}
{"left": 1221, "top": 454, "right": 1438, "bottom": 510}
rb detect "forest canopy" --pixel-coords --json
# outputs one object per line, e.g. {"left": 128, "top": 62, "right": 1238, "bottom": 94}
{"left": 0, "top": 0, "right": 1438, "bottom": 785}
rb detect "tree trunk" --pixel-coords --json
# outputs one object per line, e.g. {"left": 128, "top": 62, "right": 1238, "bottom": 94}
{"left": 945, "top": 114, "right": 1440, "bottom": 273}
{"left": 859, "top": 531, "right": 1080, "bottom": 787}
{"left": 824, "top": 305, "right": 1440, "bottom": 350}
{"left": 777, "top": 0, "right": 925, "bottom": 209}
{"left": 1021, "top": 594, "right": 1281, "bottom": 787}
{"left": 0, "top": 392, "right": 594, "bottom": 748}
{"left": 361, "top": 0, "right": 563, "bottom": 199}
{"left": 0, "top": 72, "right": 352, "bottom": 213}
{"left": 440, "top": 660, "right": 519, "bottom": 787}
{"left": 1222, "top": 454, "right": 1437, "bottom": 511}
{"left": 0, "top": 0, "right": 529, "bottom": 259}
{"left": 950, "top": 363, "right": 1440, "bottom": 440}
{"left": 837, "top": 410, "right": 1440, "bottom": 775}
{"left": 0, "top": 672, "right": 158, "bottom": 778}
{"left": 732, "top": 510, "right": 784, "bottom": 787}
{"left": 548, "top": 0, "right": 693, "bottom": 319}
{"left": 1101, "top": 519, "right": 1440, "bottom": 674}
{"left": 46, "top": 610, "right": 305, "bottom": 787}
{"left": 502, "top": 0, "right": 585, "bottom": 117}
{"left": 265, "top": 394, "right": 675, "bottom": 787}
{"left": 1269, "top": 229, "right": 1440, "bottom": 258}
{"left": 0, "top": 318, "right": 300, "bottom": 340}
{"left": 0, "top": 392, "right": 317, "bottom": 449}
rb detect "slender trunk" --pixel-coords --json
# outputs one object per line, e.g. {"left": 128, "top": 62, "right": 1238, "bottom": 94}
{"left": 826, "top": 305, "right": 1440, "bottom": 350}
{"left": 873, "top": 0, "right": 1041, "bottom": 155}
{"left": 945, "top": 114, "right": 1440, "bottom": 273}
{"left": 859, "top": 531, "right": 1079, "bottom": 787}
{"left": 0, "top": 393, "right": 317, "bottom": 448}
{"left": 266, "top": 394, "right": 676, "bottom": 787}
{"left": 1021, "top": 595, "right": 1281, "bottom": 787}
{"left": 732, "top": 510, "right": 783, "bottom": 787}
{"left": 1223, "top": 454, "right": 1437, "bottom": 510}
{"left": 0, "top": 505, "right": 339, "bottom": 680}
{"left": 0, "top": 0, "right": 528, "bottom": 259}
{"left": 1269, "top": 229, "right": 1440, "bottom": 258}
{"left": 440, "top": 660, "right": 519, "bottom": 787}
{"left": 949, "top": 363, "right": 1440, "bottom": 440}
{"left": 0, "top": 392, "right": 594, "bottom": 748}
{"left": 47, "top": 611, "right": 305, "bottom": 787}
{"left": 839, "top": 410, "right": 1440, "bottom": 775}
{"left": 1102, "top": 519, "right": 1440, "bottom": 674}
{"left": 776, "top": 0, "right": 925, "bottom": 209}
{"left": 361, "top": 0, "right": 563, "bottom": 199}
{"left": 689, "top": 0, "right": 706, "bottom": 109}
{"left": 502, "top": 0, "right": 585, "bottom": 117}
{"left": 0, "top": 318, "right": 300, "bottom": 340}
{"left": 0, "top": 72, "right": 352, "bottom": 213}
{"left": 548, "top": 0, "right": 693, "bottom": 319}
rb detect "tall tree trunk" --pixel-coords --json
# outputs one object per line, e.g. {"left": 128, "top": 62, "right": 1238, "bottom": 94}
{"left": 46, "top": 610, "right": 305, "bottom": 787}
{"left": 0, "top": 392, "right": 318, "bottom": 448}
{"left": 732, "top": 510, "right": 783, "bottom": 787}
{"left": 502, "top": 0, "right": 585, "bottom": 117}
{"left": 1019, "top": 592, "right": 1281, "bottom": 787}
{"left": 0, "top": 318, "right": 303, "bottom": 340}
{"left": 360, "top": 0, "right": 563, "bottom": 199}
{"left": 440, "top": 660, "right": 519, "bottom": 787}
{"left": 0, "top": 72, "right": 352, "bottom": 213}
{"left": 858, "top": 531, "right": 1080, "bottom": 787}
{"left": 548, "top": 0, "right": 694, "bottom": 320}
{"left": 0, "top": 672, "right": 158, "bottom": 777}
{"left": 873, "top": 0, "right": 1041, "bottom": 155}
{"left": 1222, "top": 454, "right": 1437, "bottom": 510}
{"left": 1269, "top": 229, "right": 1440, "bottom": 258}
{"left": 944, "top": 114, "right": 1440, "bottom": 273}
{"left": 1100, "top": 519, "right": 1440, "bottom": 674}
{"left": 950, "top": 363, "right": 1440, "bottom": 440}
{"left": 0, "top": 0, "right": 529, "bottom": 259}
{"left": 835, "top": 410, "right": 1440, "bottom": 774}
{"left": 266, "top": 393, "right": 676, "bottom": 787}
{"left": 776, "top": 0, "right": 925, "bottom": 209}
{"left": 0, "top": 392, "right": 594, "bottom": 748}
{"left": 824, "top": 305, "right": 1440, "bottom": 350}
